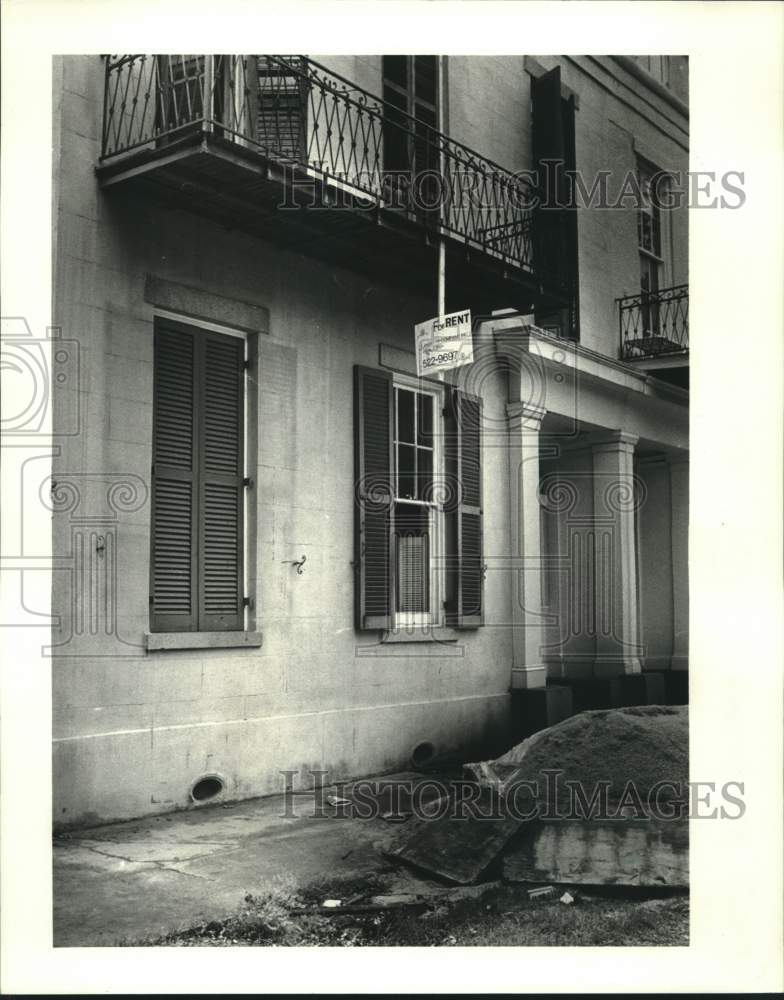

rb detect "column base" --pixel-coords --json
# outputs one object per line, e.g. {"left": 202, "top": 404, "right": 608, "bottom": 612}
{"left": 510, "top": 665, "right": 547, "bottom": 690}
{"left": 548, "top": 671, "right": 668, "bottom": 712}
{"left": 665, "top": 670, "right": 689, "bottom": 705}
{"left": 546, "top": 654, "right": 643, "bottom": 680}
{"left": 510, "top": 685, "right": 573, "bottom": 739}
{"left": 593, "top": 656, "right": 643, "bottom": 678}
{"left": 612, "top": 672, "right": 667, "bottom": 707}
{"left": 643, "top": 655, "right": 673, "bottom": 672}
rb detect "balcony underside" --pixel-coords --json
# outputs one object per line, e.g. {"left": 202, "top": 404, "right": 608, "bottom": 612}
{"left": 625, "top": 353, "right": 688, "bottom": 390}
{"left": 625, "top": 347, "right": 689, "bottom": 371}
{"left": 96, "top": 131, "right": 569, "bottom": 317}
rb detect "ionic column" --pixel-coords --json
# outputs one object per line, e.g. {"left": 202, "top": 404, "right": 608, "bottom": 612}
{"left": 507, "top": 401, "right": 547, "bottom": 689}
{"left": 591, "top": 431, "right": 643, "bottom": 675}
{"left": 668, "top": 455, "right": 689, "bottom": 671}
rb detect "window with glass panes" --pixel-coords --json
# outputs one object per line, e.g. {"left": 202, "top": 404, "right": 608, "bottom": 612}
{"left": 393, "top": 384, "right": 439, "bottom": 623}
{"left": 637, "top": 158, "right": 664, "bottom": 334}
{"left": 381, "top": 56, "right": 440, "bottom": 220}
{"left": 354, "top": 366, "right": 483, "bottom": 632}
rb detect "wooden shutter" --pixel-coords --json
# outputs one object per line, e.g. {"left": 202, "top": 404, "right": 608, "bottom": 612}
{"left": 531, "top": 66, "right": 566, "bottom": 282}
{"left": 151, "top": 324, "right": 198, "bottom": 631}
{"left": 354, "top": 366, "right": 394, "bottom": 630}
{"left": 562, "top": 92, "right": 579, "bottom": 338}
{"left": 445, "top": 387, "right": 484, "bottom": 628}
{"left": 198, "top": 333, "right": 245, "bottom": 630}
{"left": 151, "top": 320, "right": 244, "bottom": 633}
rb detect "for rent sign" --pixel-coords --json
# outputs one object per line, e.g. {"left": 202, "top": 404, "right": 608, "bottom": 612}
{"left": 414, "top": 309, "right": 473, "bottom": 376}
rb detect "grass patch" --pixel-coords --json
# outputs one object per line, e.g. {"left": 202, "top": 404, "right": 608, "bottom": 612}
{"left": 145, "top": 876, "right": 689, "bottom": 948}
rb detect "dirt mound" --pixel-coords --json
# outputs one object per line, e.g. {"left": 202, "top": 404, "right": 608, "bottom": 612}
{"left": 470, "top": 705, "right": 688, "bottom": 808}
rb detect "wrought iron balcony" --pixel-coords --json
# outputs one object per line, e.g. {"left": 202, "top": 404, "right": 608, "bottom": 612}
{"left": 618, "top": 284, "right": 689, "bottom": 363}
{"left": 98, "top": 55, "right": 572, "bottom": 313}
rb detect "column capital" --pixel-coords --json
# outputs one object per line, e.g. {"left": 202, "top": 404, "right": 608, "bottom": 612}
{"left": 590, "top": 430, "right": 639, "bottom": 454}
{"left": 506, "top": 401, "right": 546, "bottom": 430}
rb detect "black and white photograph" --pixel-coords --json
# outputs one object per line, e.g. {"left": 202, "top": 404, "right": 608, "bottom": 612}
{"left": 1, "top": 1, "right": 782, "bottom": 994}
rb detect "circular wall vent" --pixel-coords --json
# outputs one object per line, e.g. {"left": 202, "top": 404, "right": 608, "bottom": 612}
{"left": 411, "top": 740, "right": 437, "bottom": 769}
{"left": 190, "top": 774, "right": 225, "bottom": 803}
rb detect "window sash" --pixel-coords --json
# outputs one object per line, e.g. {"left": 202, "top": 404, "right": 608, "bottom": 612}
{"left": 391, "top": 379, "right": 443, "bottom": 627}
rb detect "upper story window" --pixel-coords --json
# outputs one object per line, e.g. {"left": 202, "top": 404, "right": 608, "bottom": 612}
{"left": 382, "top": 56, "right": 438, "bottom": 146}
{"left": 381, "top": 56, "right": 440, "bottom": 214}
{"left": 635, "top": 55, "right": 671, "bottom": 88}
{"left": 638, "top": 159, "right": 662, "bottom": 268}
{"left": 637, "top": 157, "right": 673, "bottom": 334}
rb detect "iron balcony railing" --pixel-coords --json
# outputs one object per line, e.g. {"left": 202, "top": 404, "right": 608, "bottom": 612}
{"left": 618, "top": 283, "right": 689, "bottom": 361}
{"left": 101, "top": 55, "right": 569, "bottom": 287}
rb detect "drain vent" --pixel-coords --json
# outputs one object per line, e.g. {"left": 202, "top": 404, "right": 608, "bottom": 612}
{"left": 190, "top": 774, "right": 225, "bottom": 803}
{"left": 411, "top": 740, "right": 437, "bottom": 769}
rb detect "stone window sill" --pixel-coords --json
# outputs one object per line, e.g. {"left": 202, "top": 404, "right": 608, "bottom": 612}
{"left": 145, "top": 631, "right": 263, "bottom": 652}
{"left": 381, "top": 626, "right": 461, "bottom": 644}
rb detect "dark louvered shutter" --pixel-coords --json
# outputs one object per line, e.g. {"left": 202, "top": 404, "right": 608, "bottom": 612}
{"left": 445, "top": 387, "right": 483, "bottom": 628}
{"left": 151, "top": 320, "right": 244, "bottom": 633}
{"left": 531, "top": 66, "right": 566, "bottom": 282}
{"left": 198, "top": 333, "right": 245, "bottom": 630}
{"left": 151, "top": 324, "right": 198, "bottom": 631}
{"left": 354, "top": 366, "right": 394, "bottom": 630}
{"left": 562, "top": 92, "right": 580, "bottom": 338}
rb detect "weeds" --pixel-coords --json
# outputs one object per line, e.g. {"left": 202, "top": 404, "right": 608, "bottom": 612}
{"left": 144, "top": 876, "right": 689, "bottom": 948}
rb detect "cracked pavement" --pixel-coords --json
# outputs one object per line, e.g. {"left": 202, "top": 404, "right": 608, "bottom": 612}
{"left": 53, "top": 773, "right": 430, "bottom": 946}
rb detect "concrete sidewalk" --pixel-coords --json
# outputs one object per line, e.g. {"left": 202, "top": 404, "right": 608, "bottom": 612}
{"left": 53, "top": 772, "right": 442, "bottom": 946}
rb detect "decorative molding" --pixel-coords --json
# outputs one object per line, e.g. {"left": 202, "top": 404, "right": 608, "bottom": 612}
{"left": 379, "top": 343, "right": 417, "bottom": 376}
{"left": 510, "top": 665, "right": 547, "bottom": 690}
{"left": 506, "top": 400, "right": 546, "bottom": 428}
{"left": 144, "top": 275, "right": 270, "bottom": 335}
{"left": 590, "top": 430, "right": 640, "bottom": 453}
{"left": 494, "top": 325, "right": 689, "bottom": 405}
{"left": 611, "top": 56, "right": 689, "bottom": 118}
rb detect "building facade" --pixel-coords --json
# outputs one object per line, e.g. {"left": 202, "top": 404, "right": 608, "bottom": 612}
{"left": 52, "top": 53, "right": 689, "bottom": 827}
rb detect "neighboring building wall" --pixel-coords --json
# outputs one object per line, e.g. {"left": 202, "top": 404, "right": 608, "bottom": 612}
{"left": 558, "top": 57, "right": 689, "bottom": 358}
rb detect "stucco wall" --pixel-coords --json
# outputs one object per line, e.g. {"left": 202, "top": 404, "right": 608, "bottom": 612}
{"left": 52, "top": 53, "right": 688, "bottom": 827}
{"left": 52, "top": 55, "right": 515, "bottom": 828}
{"left": 312, "top": 54, "right": 689, "bottom": 360}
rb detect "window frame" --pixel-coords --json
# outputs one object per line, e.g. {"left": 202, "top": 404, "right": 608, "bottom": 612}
{"left": 636, "top": 157, "right": 673, "bottom": 334}
{"left": 353, "top": 365, "right": 483, "bottom": 634}
{"left": 149, "top": 313, "right": 251, "bottom": 636}
{"left": 381, "top": 55, "right": 441, "bottom": 217}
{"left": 391, "top": 373, "right": 445, "bottom": 630}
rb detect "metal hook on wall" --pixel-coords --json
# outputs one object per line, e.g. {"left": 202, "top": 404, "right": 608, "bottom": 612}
{"left": 282, "top": 555, "right": 307, "bottom": 575}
